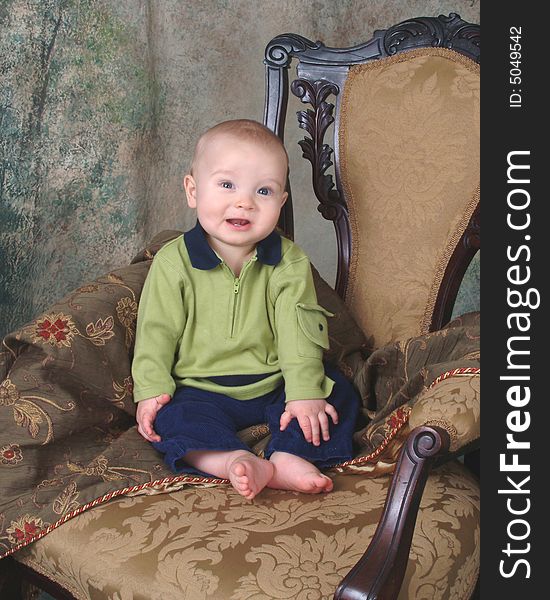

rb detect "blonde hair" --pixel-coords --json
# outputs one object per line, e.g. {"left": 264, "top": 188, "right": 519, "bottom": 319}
{"left": 190, "top": 119, "right": 288, "bottom": 174}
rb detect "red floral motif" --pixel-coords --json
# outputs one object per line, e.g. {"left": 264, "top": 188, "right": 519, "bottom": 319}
{"left": 34, "top": 313, "right": 78, "bottom": 348}
{"left": 7, "top": 515, "right": 46, "bottom": 544}
{"left": 1, "top": 443, "right": 23, "bottom": 464}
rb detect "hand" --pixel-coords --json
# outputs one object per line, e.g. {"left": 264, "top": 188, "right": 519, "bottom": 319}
{"left": 136, "top": 394, "right": 171, "bottom": 443}
{"left": 279, "top": 399, "right": 339, "bottom": 446}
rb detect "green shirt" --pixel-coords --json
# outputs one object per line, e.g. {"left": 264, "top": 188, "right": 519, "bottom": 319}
{"left": 132, "top": 222, "right": 334, "bottom": 402}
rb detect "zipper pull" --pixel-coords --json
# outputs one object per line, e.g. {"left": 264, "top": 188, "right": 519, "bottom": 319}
{"left": 233, "top": 279, "right": 240, "bottom": 294}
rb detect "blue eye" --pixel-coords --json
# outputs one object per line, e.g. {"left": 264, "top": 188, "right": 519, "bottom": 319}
{"left": 221, "top": 181, "right": 233, "bottom": 189}
{"left": 258, "top": 187, "right": 271, "bottom": 196}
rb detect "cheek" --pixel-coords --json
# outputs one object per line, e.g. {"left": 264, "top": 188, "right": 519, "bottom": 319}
{"left": 262, "top": 204, "right": 284, "bottom": 224}
{"left": 195, "top": 201, "right": 226, "bottom": 227}
{"left": 196, "top": 205, "right": 214, "bottom": 220}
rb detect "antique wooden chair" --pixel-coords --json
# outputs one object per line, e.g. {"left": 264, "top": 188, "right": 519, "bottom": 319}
{"left": 0, "top": 13, "right": 479, "bottom": 599}
{"left": 263, "top": 12, "right": 480, "bottom": 598}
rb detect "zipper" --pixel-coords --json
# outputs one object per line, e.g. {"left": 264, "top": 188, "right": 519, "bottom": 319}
{"left": 228, "top": 257, "right": 256, "bottom": 338}
{"left": 229, "top": 276, "right": 239, "bottom": 337}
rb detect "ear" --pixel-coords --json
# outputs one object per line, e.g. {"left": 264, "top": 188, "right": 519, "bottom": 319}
{"left": 183, "top": 174, "right": 197, "bottom": 208}
{"left": 280, "top": 191, "right": 288, "bottom": 207}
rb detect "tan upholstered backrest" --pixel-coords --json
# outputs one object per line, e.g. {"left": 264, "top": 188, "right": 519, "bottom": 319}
{"left": 339, "top": 48, "right": 479, "bottom": 348}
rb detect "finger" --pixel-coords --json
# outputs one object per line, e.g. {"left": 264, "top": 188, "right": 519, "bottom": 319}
{"left": 138, "top": 424, "right": 155, "bottom": 443}
{"left": 325, "top": 403, "right": 339, "bottom": 425}
{"left": 318, "top": 412, "right": 330, "bottom": 441}
{"left": 309, "top": 415, "right": 321, "bottom": 446}
{"left": 280, "top": 410, "right": 292, "bottom": 431}
{"left": 143, "top": 416, "right": 161, "bottom": 442}
{"left": 149, "top": 430, "right": 161, "bottom": 442}
{"left": 147, "top": 425, "right": 161, "bottom": 443}
{"left": 298, "top": 416, "right": 312, "bottom": 442}
{"left": 157, "top": 394, "right": 171, "bottom": 406}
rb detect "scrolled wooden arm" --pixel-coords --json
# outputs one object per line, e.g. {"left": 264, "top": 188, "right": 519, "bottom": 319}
{"left": 334, "top": 425, "right": 451, "bottom": 600}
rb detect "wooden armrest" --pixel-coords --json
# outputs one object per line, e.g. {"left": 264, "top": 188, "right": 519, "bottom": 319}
{"left": 334, "top": 425, "right": 450, "bottom": 600}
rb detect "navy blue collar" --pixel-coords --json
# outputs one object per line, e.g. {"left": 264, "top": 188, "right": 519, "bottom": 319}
{"left": 183, "top": 221, "right": 282, "bottom": 270}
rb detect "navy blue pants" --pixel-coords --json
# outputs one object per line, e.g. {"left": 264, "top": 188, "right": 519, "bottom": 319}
{"left": 153, "top": 365, "right": 359, "bottom": 475}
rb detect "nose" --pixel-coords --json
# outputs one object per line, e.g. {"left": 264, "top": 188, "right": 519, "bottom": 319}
{"left": 235, "top": 192, "right": 255, "bottom": 210}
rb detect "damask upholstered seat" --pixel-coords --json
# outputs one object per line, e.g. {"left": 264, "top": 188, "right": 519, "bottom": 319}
{"left": 0, "top": 14, "right": 480, "bottom": 600}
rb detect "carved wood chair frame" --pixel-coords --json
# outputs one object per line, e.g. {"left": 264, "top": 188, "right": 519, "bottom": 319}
{"left": 263, "top": 12, "right": 480, "bottom": 331}
{"left": 263, "top": 13, "right": 480, "bottom": 599}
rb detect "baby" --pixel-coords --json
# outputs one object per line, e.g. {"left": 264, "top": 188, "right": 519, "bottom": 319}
{"left": 132, "top": 119, "right": 358, "bottom": 500}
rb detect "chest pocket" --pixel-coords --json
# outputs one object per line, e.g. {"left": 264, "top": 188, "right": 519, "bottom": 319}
{"left": 296, "top": 303, "right": 333, "bottom": 358}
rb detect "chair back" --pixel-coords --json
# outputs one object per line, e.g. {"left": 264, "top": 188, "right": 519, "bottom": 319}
{"left": 264, "top": 14, "right": 480, "bottom": 347}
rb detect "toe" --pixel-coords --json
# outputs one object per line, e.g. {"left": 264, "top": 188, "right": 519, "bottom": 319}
{"left": 310, "top": 475, "right": 332, "bottom": 493}
{"left": 242, "top": 488, "right": 255, "bottom": 500}
{"left": 321, "top": 476, "right": 333, "bottom": 492}
{"left": 232, "top": 462, "right": 246, "bottom": 477}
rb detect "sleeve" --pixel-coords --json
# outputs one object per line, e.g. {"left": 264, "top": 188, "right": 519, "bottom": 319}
{"left": 131, "top": 254, "right": 186, "bottom": 402}
{"left": 271, "top": 255, "right": 335, "bottom": 402}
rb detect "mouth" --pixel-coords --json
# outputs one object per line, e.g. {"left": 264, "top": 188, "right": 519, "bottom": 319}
{"left": 226, "top": 218, "right": 251, "bottom": 229}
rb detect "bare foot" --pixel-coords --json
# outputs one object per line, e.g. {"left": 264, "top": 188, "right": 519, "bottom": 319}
{"left": 228, "top": 454, "right": 275, "bottom": 501}
{"left": 267, "top": 452, "right": 333, "bottom": 494}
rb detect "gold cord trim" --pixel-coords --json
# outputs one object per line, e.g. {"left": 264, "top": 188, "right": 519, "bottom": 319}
{"left": 420, "top": 185, "right": 479, "bottom": 334}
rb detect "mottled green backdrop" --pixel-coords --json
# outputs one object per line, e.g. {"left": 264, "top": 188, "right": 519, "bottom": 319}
{"left": 0, "top": 0, "right": 479, "bottom": 338}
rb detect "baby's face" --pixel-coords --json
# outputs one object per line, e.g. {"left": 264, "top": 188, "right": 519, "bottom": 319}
{"left": 184, "top": 134, "right": 288, "bottom": 256}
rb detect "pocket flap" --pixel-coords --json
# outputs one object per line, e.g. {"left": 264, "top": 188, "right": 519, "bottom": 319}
{"left": 296, "top": 303, "right": 333, "bottom": 350}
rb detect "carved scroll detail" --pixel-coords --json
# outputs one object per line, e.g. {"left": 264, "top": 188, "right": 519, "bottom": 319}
{"left": 290, "top": 79, "right": 344, "bottom": 222}
{"left": 384, "top": 12, "right": 480, "bottom": 57}
{"left": 264, "top": 34, "right": 321, "bottom": 67}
